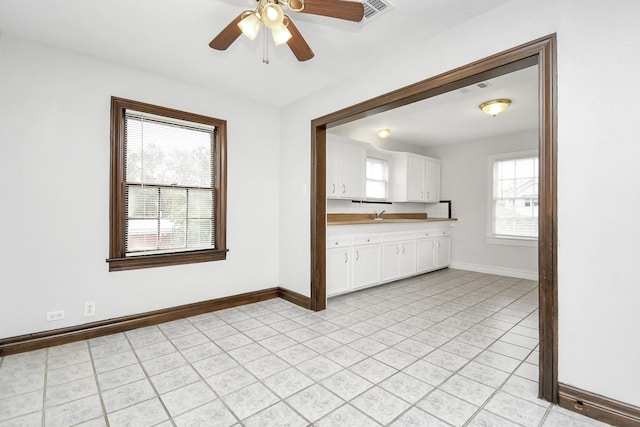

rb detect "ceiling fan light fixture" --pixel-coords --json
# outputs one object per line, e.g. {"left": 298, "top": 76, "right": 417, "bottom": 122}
{"left": 378, "top": 128, "right": 391, "bottom": 139}
{"left": 479, "top": 99, "right": 512, "bottom": 117}
{"left": 238, "top": 11, "right": 262, "bottom": 40}
{"left": 262, "top": 3, "right": 285, "bottom": 28}
{"left": 272, "top": 23, "right": 292, "bottom": 46}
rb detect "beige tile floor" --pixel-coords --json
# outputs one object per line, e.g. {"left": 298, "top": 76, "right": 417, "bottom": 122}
{"left": 0, "top": 269, "right": 611, "bottom": 426}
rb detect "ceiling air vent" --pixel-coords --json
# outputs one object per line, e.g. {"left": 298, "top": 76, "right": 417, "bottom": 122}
{"left": 362, "top": 0, "right": 395, "bottom": 23}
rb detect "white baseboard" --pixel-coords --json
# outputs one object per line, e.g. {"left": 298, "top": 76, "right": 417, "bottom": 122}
{"left": 449, "top": 262, "right": 539, "bottom": 281}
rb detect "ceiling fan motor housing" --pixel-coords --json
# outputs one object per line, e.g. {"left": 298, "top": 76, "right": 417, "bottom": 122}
{"left": 287, "top": 0, "right": 305, "bottom": 12}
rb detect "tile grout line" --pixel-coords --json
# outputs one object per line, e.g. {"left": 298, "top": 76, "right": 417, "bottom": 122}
{"left": 87, "top": 339, "right": 112, "bottom": 427}
{"left": 41, "top": 348, "right": 48, "bottom": 427}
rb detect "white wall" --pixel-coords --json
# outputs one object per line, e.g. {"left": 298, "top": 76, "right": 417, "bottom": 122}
{"left": 0, "top": 36, "right": 281, "bottom": 338}
{"left": 427, "top": 130, "right": 538, "bottom": 279}
{"left": 279, "top": 0, "right": 640, "bottom": 407}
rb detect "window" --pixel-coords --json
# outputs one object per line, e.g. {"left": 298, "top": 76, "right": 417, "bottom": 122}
{"left": 488, "top": 151, "right": 538, "bottom": 244}
{"left": 365, "top": 158, "right": 388, "bottom": 200}
{"left": 108, "top": 97, "right": 227, "bottom": 271}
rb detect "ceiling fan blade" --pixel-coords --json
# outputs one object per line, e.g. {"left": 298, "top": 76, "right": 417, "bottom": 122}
{"left": 209, "top": 12, "right": 245, "bottom": 50}
{"left": 298, "top": 0, "right": 365, "bottom": 22}
{"left": 285, "top": 18, "right": 314, "bottom": 61}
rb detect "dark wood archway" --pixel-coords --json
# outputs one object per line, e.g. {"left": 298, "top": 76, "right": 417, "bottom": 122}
{"left": 309, "top": 35, "right": 558, "bottom": 402}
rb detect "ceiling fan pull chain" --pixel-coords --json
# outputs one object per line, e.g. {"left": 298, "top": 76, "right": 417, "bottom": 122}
{"left": 262, "top": 23, "right": 270, "bottom": 64}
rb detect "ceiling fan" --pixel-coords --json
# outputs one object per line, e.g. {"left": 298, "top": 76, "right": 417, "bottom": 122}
{"left": 209, "top": 0, "right": 365, "bottom": 62}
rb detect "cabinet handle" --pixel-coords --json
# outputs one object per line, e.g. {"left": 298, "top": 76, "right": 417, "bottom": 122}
{"left": 432, "top": 241, "right": 435, "bottom": 249}
{"left": 402, "top": 246, "right": 405, "bottom": 254}
{"left": 438, "top": 241, "right": 441, "bottom": 248}
{"left": 332, "top": 184, "right": 335, "bottom": 194}
{"left": 421, "top": 191, "right": 424, "bottom": 198}
{"left": 355, "top": 250, "right": 360, "bottom": 261}
{"left": 396, "top": 246, "right": 399, "bottom": 255}
{"left": 426, "top": 191, "right": 430, "bottom": 199}
{"left": 342, "top": 184, "right": 346, "bottom": 194}
{"left": 344, "top": 252, "right": 348, "bottom": 263}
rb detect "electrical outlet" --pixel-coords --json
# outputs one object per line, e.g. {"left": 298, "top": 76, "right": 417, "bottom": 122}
{"left": 84, "top": 301, "right": 96, "bottom": 317}
{"left": 46, "top": 310, "right": 65, "bottom": 321}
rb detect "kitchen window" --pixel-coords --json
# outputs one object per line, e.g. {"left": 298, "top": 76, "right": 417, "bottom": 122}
{"left": 365, "top": 158, "right": 388, "bottom": 200}
{"left": 108, "top": 97, "right": 227, "bottom": 271}
{"left": 488, "top": 151, "right": 538, "bottom": 246}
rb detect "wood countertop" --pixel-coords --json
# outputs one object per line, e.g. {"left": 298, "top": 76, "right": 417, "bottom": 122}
{"left": 327, "top": 213, "right": 457, "bottom": 226}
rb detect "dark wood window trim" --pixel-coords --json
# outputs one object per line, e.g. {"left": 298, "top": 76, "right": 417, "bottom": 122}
{"left": 108, "top": 97, "right": 227, "bottom": 271}
{"left": 310, "top": 35, "right": 557, "bottom": 403}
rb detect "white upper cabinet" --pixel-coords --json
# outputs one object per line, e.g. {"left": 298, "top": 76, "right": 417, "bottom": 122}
{"left": 424, "top": 157, "right": 441, "bottom": 203}
{"left": 407, "top": 155, "right": 426, "bottom": 201}
{"left": 327, "top": 137, "right": 366, "bottom": 200}
{"left": 390, "top": 153, "right": 441, "bottom": 203}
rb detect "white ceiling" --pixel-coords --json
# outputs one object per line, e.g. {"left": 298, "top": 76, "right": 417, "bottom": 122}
{"left": 0, "top": 0, "right": 512, "bottom": 107}
{"left": 329, "top": 64, "right": 539, "bottom": 147}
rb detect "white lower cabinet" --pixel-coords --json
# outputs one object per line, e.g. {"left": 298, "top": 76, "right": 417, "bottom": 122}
{"left": 327, "top": 235, "right": 382, "bottom": 297}
{"left": 417, "top": 237, "right": 437, "bottom": 273}
{"left": 326, "top": 238, "right": 351, "bottom": 296}
{"left": 381, "top": 240, "right": 416, "bottom": 280}
{"left": 399, "top": 240, "right": 417, "bottom": 277}
{"left": 436, "top": 231, "right": 451, "bottom": 269}
{"left": 417, "top": 229, "right": 451, "bottom": 273}
{"left": 327, "top": 224, "right": 454, "bottom": 297}
{"left": 382, "top": 232, "right": 417, "bottom": 282}
{"left": 352, "top": 244, "right": 382, "bottom": 289}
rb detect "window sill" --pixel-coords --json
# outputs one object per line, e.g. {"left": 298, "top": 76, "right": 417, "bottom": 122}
{"left": 486, "top": 236, "right": 538, "bottom": 247}
{"left": 107, "top": 248, "right": 227, "bottom": 272}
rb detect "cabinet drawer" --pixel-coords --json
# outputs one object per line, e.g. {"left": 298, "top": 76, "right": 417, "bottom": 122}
{"left": 383, "top": 232, "right": 417, "bottom": 243}
{"left": 353, "top": 235, "right": 382, "bottom": 246}
{"left": 327, "top": 237, "right": 351, "bottom": 248}
{"left": 417, "top": 230, "right": 438, "bottom": 238}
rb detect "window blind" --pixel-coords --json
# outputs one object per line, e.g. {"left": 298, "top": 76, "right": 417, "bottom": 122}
{"left": 124, "top": 112, "right": 216, "bottom": 256}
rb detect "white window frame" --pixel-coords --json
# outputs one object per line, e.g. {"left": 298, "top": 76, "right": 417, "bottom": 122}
{"left": 365, "top": 157, "right": 389, "bottom": 201}
{"left": 486, "top": 150, "right": 539, "bottom": 247}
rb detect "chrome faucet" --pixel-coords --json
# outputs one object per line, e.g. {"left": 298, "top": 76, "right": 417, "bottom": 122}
{"left": 374, "top": 210, "right": 386, "bottom": 220}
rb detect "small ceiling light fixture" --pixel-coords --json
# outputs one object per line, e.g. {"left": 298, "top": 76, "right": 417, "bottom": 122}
{"left": 378, "top": 128, "right": 392, "bottom": 139}
{"left": 479, "top": 99, "right": 512, "bottom": 117}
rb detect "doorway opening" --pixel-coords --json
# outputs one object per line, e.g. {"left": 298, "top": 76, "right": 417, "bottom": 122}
{"left": 309, "top": 35, "right": 557, "bottom": 402}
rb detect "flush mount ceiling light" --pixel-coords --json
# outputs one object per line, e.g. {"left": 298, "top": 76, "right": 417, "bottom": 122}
{"left": 209, "top": 0, "right": 365, "bottom": 62}
{"left": 479, "top": 99, "right": 512, "bottom": 117}
{"left": 378, "top": 128, "right": 392, "bottom": 139}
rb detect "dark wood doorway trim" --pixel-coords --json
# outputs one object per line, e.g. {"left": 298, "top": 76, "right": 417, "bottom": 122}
{"left": 310, "top": 35, "right": 558, "bottom": 402}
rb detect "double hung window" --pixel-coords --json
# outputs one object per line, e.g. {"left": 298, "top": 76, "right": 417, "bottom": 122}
{"left": 489, "top": 151, "right": 538, "bottom": 244}
{"left": 365, "top": 158, "right": 388, "bottom": 200}
{"left": 108, "top": 98, "right": 227, "bottom": 271}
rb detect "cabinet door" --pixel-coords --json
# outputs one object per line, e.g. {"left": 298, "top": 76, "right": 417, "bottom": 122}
{"left": 381, "top": 243, "right": 400, "bottom": 281}
{"left": 339, "top": 142, "right": 366, "bottom": 199}
{"left": 424, "top": 158, "right": 441, "bottom": 203}
{"left": 326, "top": 140, "right": 340, "bottom": 199}
{"left": 353, "top": 244, "right": 382, "bottom": 289}
{"left": 399, "top": 240, "right": 417, "bottom": 277}
{"left": 327, "top": 247, "right": 351, "bottom": 296}
{"left": 407, "top": 156, "right": 426, "bottom": 201}
{"left": 417, "top": 238, "right": 437, "bottom": 273}
{"left": 436, "top": 236, "right": 451, "bottom": 269}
